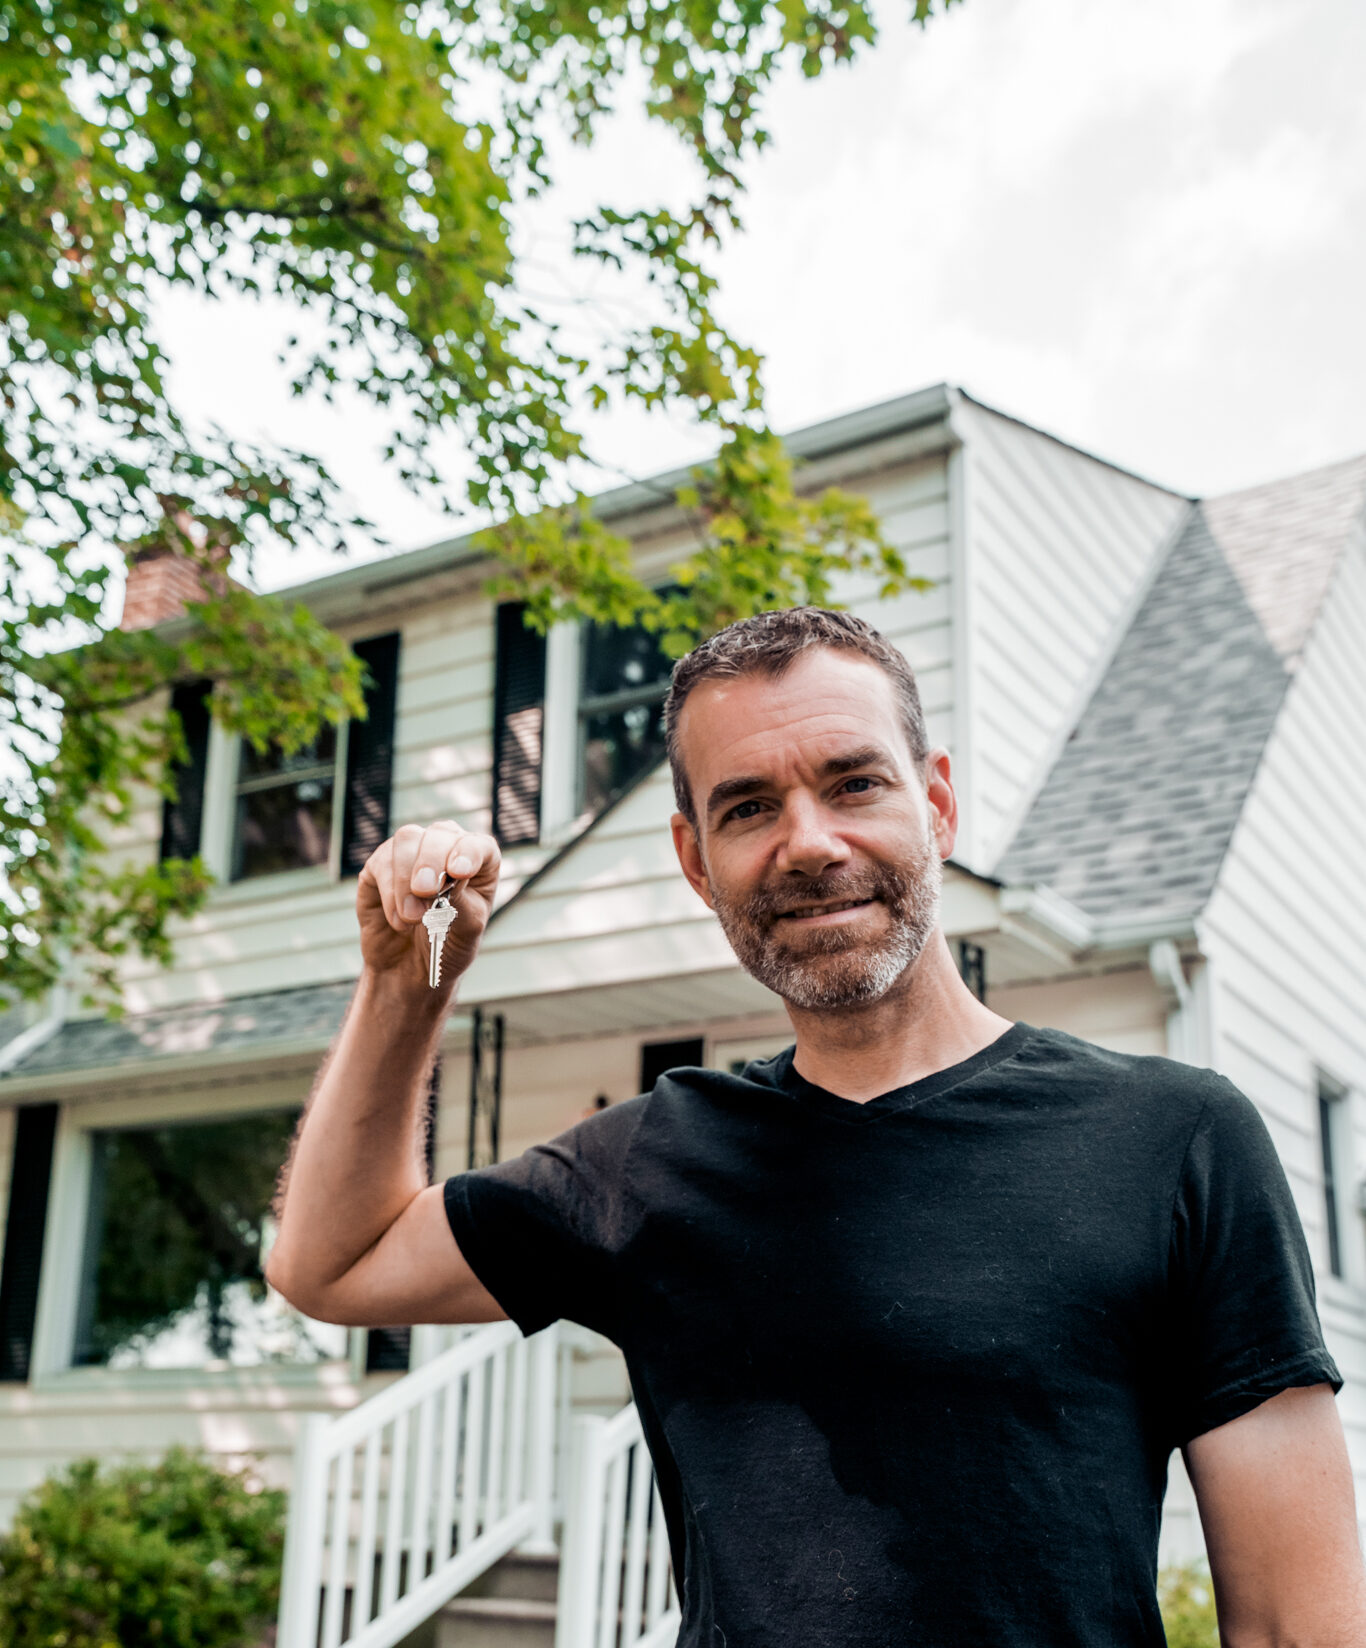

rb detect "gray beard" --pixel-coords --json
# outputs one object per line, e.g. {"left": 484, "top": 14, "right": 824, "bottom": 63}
{"left": 709, "top": 821, "right": 943, "bottom": 1011}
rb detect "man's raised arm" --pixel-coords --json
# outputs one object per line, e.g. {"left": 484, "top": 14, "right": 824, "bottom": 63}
{"left": 265, "top": 820, "right": 508, "bottom": 1328}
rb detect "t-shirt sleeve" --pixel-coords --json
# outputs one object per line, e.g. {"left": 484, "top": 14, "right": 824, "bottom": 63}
{"left": 442, "top": 1095, "right": 647, "bottom": 1342}
{"left": 1166, "top": 1076, "right": 1343, "bottom": 1448}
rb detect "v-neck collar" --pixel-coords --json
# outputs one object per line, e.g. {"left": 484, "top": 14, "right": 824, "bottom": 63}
{"left": 772, "top": 1020, "right": 1035, "bottom": 1125}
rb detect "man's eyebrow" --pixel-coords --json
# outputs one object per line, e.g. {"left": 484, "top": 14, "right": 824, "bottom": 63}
{"left": 704, "top": 745, "right": 896, "bottom": 818}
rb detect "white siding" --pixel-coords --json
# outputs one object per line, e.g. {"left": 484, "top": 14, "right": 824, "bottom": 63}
{"left": 955, "top": 400, "right": 1187, "bottom": 871}
{"left": 988, "top": 966, "right": 1168, "bottom": 1058}
{"left": 99, "top": 593, "right": 553, "bottom": 1013}
{"left": 1198, "top": 526, "right": 1366, "bottom": 1548}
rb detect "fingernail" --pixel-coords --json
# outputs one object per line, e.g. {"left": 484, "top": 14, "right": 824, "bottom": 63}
{"left": 450, "top": 856, "right": 473, "bottom": 876}
{"left": 402, "top": 895, "right": 423, "bottom": 920}
{"left": 413, "top": 867, "right": 437, "bottom": 893}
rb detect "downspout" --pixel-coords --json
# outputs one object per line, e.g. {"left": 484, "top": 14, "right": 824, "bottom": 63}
{"left": 1147, "top": 940, "right": 1192, "bottom": 1064}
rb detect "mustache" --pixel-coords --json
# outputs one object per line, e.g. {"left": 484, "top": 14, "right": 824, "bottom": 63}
{"left": 739, "top": 867, "right": 909, "bottom": 924}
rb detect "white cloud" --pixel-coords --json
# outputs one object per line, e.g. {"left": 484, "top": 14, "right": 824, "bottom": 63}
{"left": 150, "top": 0, "right": 1366, "bottom": 584}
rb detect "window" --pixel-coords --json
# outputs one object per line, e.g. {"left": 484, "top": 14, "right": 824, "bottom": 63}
{"left": 1318, "top": 1072, "right": 1351, "bottom": 1280}
{"left": 577, "top": 618, "right": 673, "bottom": 814}
{"left": 639, "top": 1038, "right": 705, "bottom": 1093}
{"left": 72, "top": 1110, "right": 346, "bottom": 1370}
{"left": 231, "top": 725, "right": 342, "bottom": 882}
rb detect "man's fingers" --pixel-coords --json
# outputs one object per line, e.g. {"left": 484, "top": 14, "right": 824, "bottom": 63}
{"left": 389, "top": 823, "right": 428, "bottom": 924}
{"left": 360, "top": 838, "right": 406, "bottom": 932}
{"left": 364, "top": 822, "right": 502, "bottom": 929}
{"left": 445, "top": 832, "right": 500, "bottom": 896}
{"left": 400, "top": 822, "right": 498, "bottom": 921}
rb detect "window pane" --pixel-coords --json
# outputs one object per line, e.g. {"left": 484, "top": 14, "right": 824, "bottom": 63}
{"left": 233, "top": 776, "right": 334, "bottom": 880}
{"left": 74, "top": 1111, "right": 346, "bottom": 1369}
{"left": 581, "top": 620, "right": 672, "bottom": 701}
{"left": 582, "top": 698, "right": 667, "bottom": 814}
{"left": 238, "top": 723, "right": 337, "bottom": 782}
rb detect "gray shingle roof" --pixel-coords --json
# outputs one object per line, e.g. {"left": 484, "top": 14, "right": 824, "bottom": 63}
{"left": 996, "top": 455, "right": 1366, "bottom": 924}
{"left": 2, "top": 980, "right": 358, "bottom": 1082}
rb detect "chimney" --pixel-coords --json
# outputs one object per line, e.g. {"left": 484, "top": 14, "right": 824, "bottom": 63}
{"left": 120, "top": 512, "right": 233, "bottom": 632}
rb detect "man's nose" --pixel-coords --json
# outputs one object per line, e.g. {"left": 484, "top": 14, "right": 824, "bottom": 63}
{"left": 775, "top": 795, "right": 852, "bottom": 878}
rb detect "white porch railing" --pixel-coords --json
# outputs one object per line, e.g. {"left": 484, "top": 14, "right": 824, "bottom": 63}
{"left": 555, "top": 1403, "right": 681, "bottom": 1648}
{"left": 277, "top": 1319, "right": 560, "bottom": 1648}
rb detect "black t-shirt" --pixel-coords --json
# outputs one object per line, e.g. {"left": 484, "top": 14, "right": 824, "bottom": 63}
{"left": 443, "top": 1021, "right": 1342, "bottom": 1647}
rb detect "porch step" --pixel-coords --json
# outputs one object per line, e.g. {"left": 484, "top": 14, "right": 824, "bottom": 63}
{"left": 436, "top": 1594, "right": 558, "bottom": 1648}
{"left": 459, "top": 1550, "right": 560, "bottom": 1604}
{"left": 436, "top": 1550, "right": 561, "bottom": 1647}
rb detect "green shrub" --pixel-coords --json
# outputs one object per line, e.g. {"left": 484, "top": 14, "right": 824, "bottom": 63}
{"left": 1158, "top": 1557, "right": 1220, "bottom": 1648}
{"left": 0, "top": 1444, "right": 286, "bottom": 1648}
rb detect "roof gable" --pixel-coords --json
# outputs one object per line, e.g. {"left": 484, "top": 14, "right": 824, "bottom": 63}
{"left": 994, "top": 506, "right": 1290, "bottom": 924}
{"left": 1203, "top": 454, "right": 1366, "bottom": 667}
{"left": 996, "top": 451, "right": 1366, "bottom": 927}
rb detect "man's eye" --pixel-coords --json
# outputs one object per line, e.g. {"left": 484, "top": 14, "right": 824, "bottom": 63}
{"left": 726, "top": 799, "right": 764, "bottom": 822}
{"left": 841, "top": 776, "right": 878, "bottom": 794}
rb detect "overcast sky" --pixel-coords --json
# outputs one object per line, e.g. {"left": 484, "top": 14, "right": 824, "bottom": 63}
{"left": 154, "top": 0, "right": 1366, "bottom": 590}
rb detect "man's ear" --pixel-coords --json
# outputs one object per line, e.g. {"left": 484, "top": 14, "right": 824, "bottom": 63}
{"left": 671, "top": 812, "right": 715, "bottom": 910}
{"left": 923, "top": 747, "right": 957, "bottom": 859}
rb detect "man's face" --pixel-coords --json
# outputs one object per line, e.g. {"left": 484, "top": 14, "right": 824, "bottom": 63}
{"left": 670, "top": 649, "right": 954, "bottom": 1012}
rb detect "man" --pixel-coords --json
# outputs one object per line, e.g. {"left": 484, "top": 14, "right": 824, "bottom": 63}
{"left": 268, "top": 607, "right": 1366, "bottom": 1646}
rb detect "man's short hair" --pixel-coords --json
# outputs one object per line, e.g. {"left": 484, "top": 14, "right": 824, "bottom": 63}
{"left": 664, "top": 606, "right": 931, "bottom": 826}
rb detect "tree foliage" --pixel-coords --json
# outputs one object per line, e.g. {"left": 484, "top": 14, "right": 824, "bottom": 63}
{"left": 1, "top": 0, "right": 956, "bottom": 1005}
{"left": 0, "top": 1446, "right": 285, "bottom": 1648}
{"left": 1157, "top": 1559, "right": 1221, "bottom": 1648}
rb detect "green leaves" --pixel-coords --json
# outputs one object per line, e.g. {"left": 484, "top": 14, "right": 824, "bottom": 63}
{"left": 484, "top": 421, "right": 934, "bottom": 657}
{"left": 0, "top": 1447, "right": 285, "bottom": 1648}
{"left": 1, "top": 0, "right": 960, "bottom": 1009}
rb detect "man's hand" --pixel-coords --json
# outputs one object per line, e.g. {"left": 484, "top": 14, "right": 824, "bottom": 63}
{"left": 265, "top": 819, "right": 508, "bottom": 1328}
{"left": 1184, "top": 1383, "right": 1366, "bottom": 1646}
{"left": 357, "top": 820, "right": 501, "bottom": 991}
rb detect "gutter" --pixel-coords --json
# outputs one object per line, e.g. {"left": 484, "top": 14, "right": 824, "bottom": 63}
{"left": 997, "top": 883, "right": 1198, "bottom": 963}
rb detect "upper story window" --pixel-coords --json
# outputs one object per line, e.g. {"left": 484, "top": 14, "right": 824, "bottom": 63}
{"left": 577, "top": 617, "right": 673, "bottom": 815}
{"left": 231, "top": 725, "right": 343, "bottom": 882}
{"left": 157, "top": 631, "right": 400, "bottom": 887}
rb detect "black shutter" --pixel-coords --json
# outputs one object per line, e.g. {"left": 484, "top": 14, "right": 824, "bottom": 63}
{"left": 341, "top": 632, "right": 401, "bottom": 876}
{"left": 0, "top": 1104, "right": 59, "bottom": 1382}
{"left": 491, "top": 602, "right": 546, "bottom": 846}
{"left": 159, "top": 681, "right": 212, "bottom": 862}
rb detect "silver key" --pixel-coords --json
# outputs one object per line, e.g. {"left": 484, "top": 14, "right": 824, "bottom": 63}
{"left": 422, "top": 894, "right": 457, "bottom": 988}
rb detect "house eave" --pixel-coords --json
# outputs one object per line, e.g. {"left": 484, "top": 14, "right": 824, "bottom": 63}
{"left": 143, "top": 384, "right": 959, "bottom": 637}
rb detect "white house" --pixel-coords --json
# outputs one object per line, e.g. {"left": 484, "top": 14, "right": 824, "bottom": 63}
{"left": 1, "top": 383, "right": 1363, "bottom": 1647}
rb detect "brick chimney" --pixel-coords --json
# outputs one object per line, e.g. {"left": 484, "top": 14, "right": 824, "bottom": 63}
{"left": 120, "top": 512, "right": 233, "bottom": 632}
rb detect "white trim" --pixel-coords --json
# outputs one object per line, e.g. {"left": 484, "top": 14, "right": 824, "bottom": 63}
{"left": 327, "top": 713, "right": 351, "bottom": 881}
{"left": 29, "top": 1106, "right": 91, "bottom": 1382}
{"left": 539, "top": 619, "right": 583, "bottom": 842}
{"left": 998, "top": 883, "right": 1095, "bottom": 954}
{"left": 200, "top": 719, "right": 237, "bottom": 881}
{"left": 945, "top": 399, "right": 979, "bottom": 870}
